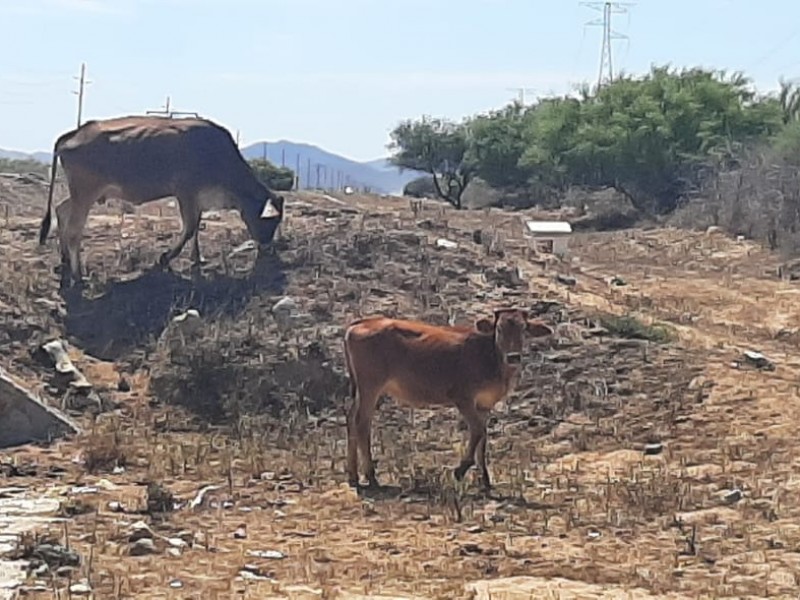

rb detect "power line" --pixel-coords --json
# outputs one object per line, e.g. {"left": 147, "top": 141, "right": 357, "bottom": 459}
{"left": 72, "top": 62, "right": 91, "bottom": 128}
{"left": 580, "top": 2, "right": 634, "bottom": 89}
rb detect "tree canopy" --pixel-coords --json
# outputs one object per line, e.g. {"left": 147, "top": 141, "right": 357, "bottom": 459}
{"left": 248, "top": 159, "right": 295, "bottom": 192}
{"left": 389, "top": 65, "right": 790, "bottom": 215}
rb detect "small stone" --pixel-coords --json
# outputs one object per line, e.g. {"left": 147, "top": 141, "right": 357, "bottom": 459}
{"left": 233, "top": 525, "right": 247, "bottom": 539}
{"left": 246, "top": 549, "right": 286, "bottom": 560}
{"left": 69, "top": 582, "right": 92, "bottom": 595}
{"left": 55, "top": 566, "right": 75, "bottom": 578}
{"left": 170, "top": 580, "right": 183, "bottom": 588}
{"left": 721, "top": 488, "right": 743, "bottom": 504}
{"left": 129, "top": 521, "right": 154, "bottom": 542}
{"left": 129, "top": 538, "right": 157, "bottom": 556}
{"left": 108, "top": 501, "right": 123, "bottom": 512}
{"left": 556, "top": 274, "right": 577, "bottom": 286}
{"left": 644, "top": 442, "right": 663, "bottom": 455}
{"left": 166, "top": 547, "right": 182, "bottom": 557}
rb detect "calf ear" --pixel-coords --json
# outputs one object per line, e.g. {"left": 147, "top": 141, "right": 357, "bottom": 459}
{"left": 526, "top": 319, "right": 554, "bottom": 337}
{"left": 475, "top": 318, "right": 494, "bottom": 334}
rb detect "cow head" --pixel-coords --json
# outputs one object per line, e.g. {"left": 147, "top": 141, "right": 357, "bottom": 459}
{"left": 476, "top": 308, "right": 554, "bottom": 366}
{"left": 242, "top": 191, "right": 285, "bottom": 245}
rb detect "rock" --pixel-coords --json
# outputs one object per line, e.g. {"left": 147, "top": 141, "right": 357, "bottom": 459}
{"left": 229, "top": 240, "right": 258, "bottom": 257}
{"left": 644, "top": 442, "right": 663, "bottom": 455}
{"left": 246, "top": 549, "right": 286, "bottom": 560}
{"left": 129, "top": 538, "right": 157, "bottom": 556}
{"left": 40, "top": 339, "right": 92, "bottom": 390}
{"left": 742, "top": 350, "right": 775, "bottom": 371}
{"left": 556, "top": 274, "right": 577, "bottom": 286}
{"left": 720, "top": 488, "right": 743, "bottom": 504}
{"left": 435, "top": 238, "right": 458, "bottom": 249}
{"left": 128, "top": 521, "right": 154, "bottom": 542}
{"left": 0, "top": 367, "right": 80, "bottom": 448}
{"left": 233, "top": 525, "right": 247, "bottom": 539}
{"left": 31, "top": 544, "right": 80, "bottom": 568}
{"left": 69, "top": 581, "right": 92, "bottom": 595}
{"left": 117, "top": 377, "right": 131, "bottom": 392}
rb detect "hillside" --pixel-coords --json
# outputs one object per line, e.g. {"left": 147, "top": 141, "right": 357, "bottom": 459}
{"left": 2, "top": 179, "right": 799, "bottom": 597}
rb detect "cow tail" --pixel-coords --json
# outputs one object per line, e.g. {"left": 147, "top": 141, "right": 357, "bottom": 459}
{"left": 39, "top": 145, "right": 60, "bottom": 245}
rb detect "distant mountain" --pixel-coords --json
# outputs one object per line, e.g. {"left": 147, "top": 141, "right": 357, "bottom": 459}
{"left": 0, "top": 149, "right": 51, "bottom": 163}
{"left": 241, "top": 140, "right": 424, "bottom": 194}
{"left": 1, "top": 140, "right": 425, "bottom": 195}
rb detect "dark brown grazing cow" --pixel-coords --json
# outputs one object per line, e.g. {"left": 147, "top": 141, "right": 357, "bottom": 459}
{"left": 38, "top": 115, "right": 285, "bottom": 286}
{"left": 343, "top": 308, "right": 554, "bottom": 490}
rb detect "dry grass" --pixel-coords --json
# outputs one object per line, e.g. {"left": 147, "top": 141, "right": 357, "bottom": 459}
{"left": 1, "top": 181, "right": 800, "bottom": 598}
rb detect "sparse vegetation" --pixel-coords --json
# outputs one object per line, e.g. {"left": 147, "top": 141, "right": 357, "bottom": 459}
{"left": 600, "top": 314, "right": 675, "bottom": 343}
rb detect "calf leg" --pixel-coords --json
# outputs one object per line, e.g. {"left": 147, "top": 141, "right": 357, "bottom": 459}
{"left": 346, "top": 384, "right": 379, "bottom": 488}
{"left": 158, "top": 195, "right": 201, "bottom": 268}
{"left": 475, "top": 415, "right": 491, "bottom": 490}
{"left": 454, "top": 403, "right": 489, "bottom": 486}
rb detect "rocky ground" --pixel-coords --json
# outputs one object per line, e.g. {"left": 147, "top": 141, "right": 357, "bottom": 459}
{"left": 1, "top": 174, "right": 799, "bottom": 598}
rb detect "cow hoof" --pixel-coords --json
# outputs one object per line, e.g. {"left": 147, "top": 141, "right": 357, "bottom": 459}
{"left": 454, "top": 464, "right": 471, "bottom": 481}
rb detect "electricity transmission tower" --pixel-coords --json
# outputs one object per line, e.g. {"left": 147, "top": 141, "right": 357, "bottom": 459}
{"left": 72, "top": 62, "right": 91, "bottom": 128}
{"left": 580, "top": 2, "right": 634, "bottom": 89}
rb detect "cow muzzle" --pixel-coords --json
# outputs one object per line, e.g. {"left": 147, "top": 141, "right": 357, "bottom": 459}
{"left": 505, "top": 352, "right": 522, "bottom": 365}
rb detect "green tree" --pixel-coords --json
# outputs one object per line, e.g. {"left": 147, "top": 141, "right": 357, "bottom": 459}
{"left": 519, "top": 66, "right": 783, "bottom": 213}
{"left": 248, "top": 159, "right": 295, "bottom": 191}
{"left": 388, "top": 116, "right": 473, "bottom": 209}
{"left": 466, "top": 102, "right": 531, "bottom": 188}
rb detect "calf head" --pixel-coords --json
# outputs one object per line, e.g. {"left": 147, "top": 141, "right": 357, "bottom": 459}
{"left": 475, "top": 308, "right": 554, "bottom": 366}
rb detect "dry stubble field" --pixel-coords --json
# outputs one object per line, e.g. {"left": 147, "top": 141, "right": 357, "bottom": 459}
{"left": 2, "top": 175, "right": 800, "bottom": 599}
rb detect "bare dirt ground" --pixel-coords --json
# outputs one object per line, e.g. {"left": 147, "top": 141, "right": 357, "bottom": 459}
{"left": 2, "top": 174, "right": 800, "bottom": 598}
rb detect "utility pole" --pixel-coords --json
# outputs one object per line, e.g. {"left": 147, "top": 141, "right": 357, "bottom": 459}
{"left": 306, "top": 158, "right": 311, "bottom": 190}
{"left": 73, "top": 62, "right": 91, "bottom": 128}
{"left": 281, "top": 148, "right": 286, "bottom": 168}
{"left": 235, "top": 129, "right": 240, "bottom": 147}
{"left": 506, "top": 87, "right": 537, "bottom": 105}
{"left": 262, "top": 142, "right": 267, "bottom": 162}
{"left": 580, "top": 1, "right": 634, "bottom": 89}
{"left": 295, "top": 154, "right": 301, "bottom": 189}
{"left": 315, "top": 164, "right": 321, "bottom": 189}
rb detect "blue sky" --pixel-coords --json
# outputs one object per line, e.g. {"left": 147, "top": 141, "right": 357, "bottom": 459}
{"left": 2, "top": 0, "right": 800, "bottom": 161}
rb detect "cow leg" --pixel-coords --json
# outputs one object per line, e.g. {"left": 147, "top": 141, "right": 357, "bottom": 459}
{"left": 55, "top": 196, "right": 92, "bottom": 286}
{"left": 346, "top": 384, "right": 379, "bottom": 488}
{"left": 454, "top": 403, "right": 490, "bottom": 487}
{"left": 158, "top": 195, "right": 201, "bottom": 268}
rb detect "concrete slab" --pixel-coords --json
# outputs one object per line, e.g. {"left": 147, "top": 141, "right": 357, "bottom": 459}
{"left": 0, "top": 367, "right": 80, "bottom": 448}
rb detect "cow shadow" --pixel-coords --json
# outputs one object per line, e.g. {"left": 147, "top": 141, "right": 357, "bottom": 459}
{"left": 60, "top": 252, "right": 287, "bottom": 361}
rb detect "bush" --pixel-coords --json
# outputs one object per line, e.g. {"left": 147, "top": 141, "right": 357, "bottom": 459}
{"left": 249, "top": 159, "right": 295, "bottom": 191}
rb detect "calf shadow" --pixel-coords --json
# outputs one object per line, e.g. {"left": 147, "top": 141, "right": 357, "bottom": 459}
{"left": 60, "top": 253, "right": 287, "bottom": 362}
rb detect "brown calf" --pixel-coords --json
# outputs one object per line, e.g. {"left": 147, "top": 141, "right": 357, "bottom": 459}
{"left": 343, "top": 308, "right": 554, "bottom": 490}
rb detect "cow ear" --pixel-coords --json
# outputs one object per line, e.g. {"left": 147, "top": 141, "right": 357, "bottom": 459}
{"left": 475, "top": 318, "right": 494, "bottom": 334}
{"left": 261, "top": 197, "right": 281, "bottom": 219}
{"left": 526, "top": 319, "right": 553, "bottom": 337}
